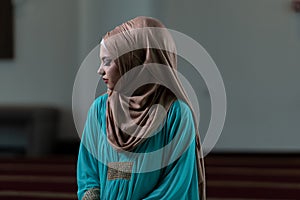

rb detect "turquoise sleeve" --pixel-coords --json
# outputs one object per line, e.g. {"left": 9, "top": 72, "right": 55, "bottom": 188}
{"left": 77, "top": 102, "right": 101, "bottom": 200}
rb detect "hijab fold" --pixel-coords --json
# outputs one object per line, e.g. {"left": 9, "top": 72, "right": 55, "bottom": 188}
{"left": 102, "top": 16, "right": 206, "bottom": 200}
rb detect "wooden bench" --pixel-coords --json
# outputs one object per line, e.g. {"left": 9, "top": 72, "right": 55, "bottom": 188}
{"left": 0, "top": 105, "right": 59, "bottom": 156}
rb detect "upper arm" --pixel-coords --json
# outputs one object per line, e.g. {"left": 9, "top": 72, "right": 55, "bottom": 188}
{"left": 77, "top": 96, "right": 106, "bottom": 199}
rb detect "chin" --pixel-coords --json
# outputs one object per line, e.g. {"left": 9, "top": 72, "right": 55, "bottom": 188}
{"left": 107, "top": 86, "right": 114, "bottom": 90}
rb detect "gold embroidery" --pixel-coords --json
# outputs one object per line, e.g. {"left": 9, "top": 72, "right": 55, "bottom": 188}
{"left": 107, "top": 162, "right": 133, "bottom": 180}
{"left": 82, "top": 188, "right": 100, "bottom": 200}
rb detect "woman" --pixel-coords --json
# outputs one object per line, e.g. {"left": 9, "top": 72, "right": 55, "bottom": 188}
{"left": 77, "top": 16, "right": 206, "bottom": 200}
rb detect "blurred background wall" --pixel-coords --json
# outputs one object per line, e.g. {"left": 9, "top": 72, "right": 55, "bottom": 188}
{"left": 0, "top": 0, "right": 299, "bottom": 154}
{"left": 0, "top": 0, "right": 78, "bottom": 143}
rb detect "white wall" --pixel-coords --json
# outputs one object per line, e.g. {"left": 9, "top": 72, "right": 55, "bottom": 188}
{"left": 1, "top": 0, "right": 299, "bottom": 152}
{"left": 0, "top": 0, "right": 79, "bottom": 139}
{"left": 0, "top": 0, "right": 155, "bottom": 141}
{"left": 77, "top": 0, "right": 155, "bottom": 61}
{"left": 158, "top": 0, "right": 300, "bottom": 152}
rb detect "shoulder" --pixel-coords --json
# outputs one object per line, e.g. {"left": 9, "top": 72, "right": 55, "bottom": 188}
{"left": 165, "top": 99, "right": 195, "bottom": 131}
{"left": 165, "top": 100, "right": 196, "bottom": 140}
{"left": 87, "top": 93, "right": 108, "bottom": 116}
{"left": 91, "top": 93, "right": 108, "bottom": 109}
{"left": 168, "top": 99, "right": 193, "bottom": 120}
{"left": 94, "top": 93, "right": 108, "bottom": 107}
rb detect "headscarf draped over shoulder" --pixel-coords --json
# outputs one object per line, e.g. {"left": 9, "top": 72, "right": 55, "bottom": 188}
{"left": 101, "top": 16, "right": 206, "bottom": 200}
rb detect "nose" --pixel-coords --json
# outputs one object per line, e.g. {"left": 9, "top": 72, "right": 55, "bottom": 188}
{"left": 97, "top": 65, "right": 105, "bottom": 76}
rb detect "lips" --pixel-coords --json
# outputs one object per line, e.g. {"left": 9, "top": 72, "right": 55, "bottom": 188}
{"left": 103, "top": 78, "right": 108, "bottom": 83}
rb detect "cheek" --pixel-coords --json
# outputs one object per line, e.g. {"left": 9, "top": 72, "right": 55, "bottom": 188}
{"left": 108, "top": 65, "right": 121, "bottom": 83}
{"left": 113, "top": 70, "right": 121, "bottom": 81}
{"left": 111, "top": 73, "right": 121, "bottom": 85}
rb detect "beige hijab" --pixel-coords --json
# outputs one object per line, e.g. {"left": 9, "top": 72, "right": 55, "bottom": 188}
{"left": 101, "top": 16, "right": 206, "bottom": 199}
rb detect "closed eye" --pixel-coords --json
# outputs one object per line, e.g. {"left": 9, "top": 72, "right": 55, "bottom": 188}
{"left": 101, "top": 57, "right": 112, "bottom": 66}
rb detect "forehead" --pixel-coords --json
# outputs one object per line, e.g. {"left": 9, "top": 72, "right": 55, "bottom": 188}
{"left": 99, "top": 45, "right": 110, "bottom": 58}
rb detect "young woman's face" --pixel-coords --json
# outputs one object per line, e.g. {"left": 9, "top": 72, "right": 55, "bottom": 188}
{"left": 98, "top": 45, "right": 121, "bottom": 90}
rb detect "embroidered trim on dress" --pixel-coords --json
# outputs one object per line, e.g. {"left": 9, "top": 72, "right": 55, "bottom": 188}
{"left": 82, "top": 188, "right": 100, "bottom": 200}
{"left": 107, "top": 162, "right": 133, "bottom": 180}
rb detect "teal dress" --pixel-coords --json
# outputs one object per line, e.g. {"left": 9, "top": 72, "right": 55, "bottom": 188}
{"left": 77, "top": 94, "right": 200, "bottom": 199}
